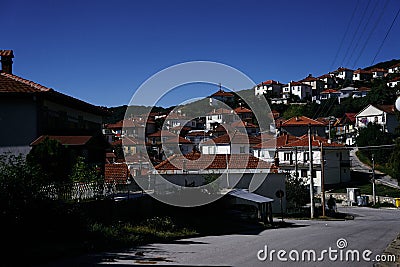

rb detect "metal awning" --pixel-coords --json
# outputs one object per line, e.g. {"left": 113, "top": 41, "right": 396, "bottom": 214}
{"left": 228, "top": 189, "right": 274, "bottom": 203}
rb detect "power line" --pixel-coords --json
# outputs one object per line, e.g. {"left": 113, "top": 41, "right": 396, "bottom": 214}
{"left": 346, "top": 0, "right": 380, "bottom": 67}
{"left": 329, "top": 0, "right": 360, "bottom": 70}
{"left": 352, "top": 0, "right": 390, "bottom": 68}
{"left": 371, "top": 4, "right": 400, "bottom": 65}
{"left": 341, "top": 0, "right": 372, "bottom": 67}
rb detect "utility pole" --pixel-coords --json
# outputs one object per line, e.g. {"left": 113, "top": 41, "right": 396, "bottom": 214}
{"left": 294, "top": 146, "right": 298, "bottom": 178}
{"left": 372, "top": 154, "right": 376, "bottom": 205}
{"left": 320, "top": 143, "right": 326, "bottom": 217}
{"left": 308, "top": 124, "right": 315, "bottom": 218}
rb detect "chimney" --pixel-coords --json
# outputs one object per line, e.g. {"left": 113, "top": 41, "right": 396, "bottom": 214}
{"left": 0, "top": 50, "right": 14, "bottom": 74}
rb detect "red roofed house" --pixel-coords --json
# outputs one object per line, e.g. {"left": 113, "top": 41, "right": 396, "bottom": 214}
{"left": 388, "top": 63, "right": 400, "bottom": 74}
{"left": 334, "top": 67, "right": 354, "bottom": 81}
{"left": 254, "top": 80, "right": 283, "bottom": 97}
{"left": 205, "top": 108, "right": 236, "bottom": 130}
{"left": 0, "top": 50, "right": 109, "bottom": 156}
{"left": 320, "top": 89, "right": 341, "bottom": 100}
{"left": 209, "top": 86, "right": 234, "bottom": 105}
{"left": 282, "top": 81, "right": 312, "bottom": 101}
{"left": 252, "top": 132, "right": 299, "bottom": 163}
{"left": 353, "top": 69, "right": 373, "bottom": 81}
{"left": 334, "top": 113, "right": 357, "bottom": 145}
{"left": 147, "top": 130, "right": 194, "bottom": 159}
{"left": 299, "top": 74, "right": 325, "bottom": 96}
{"left": 233, "top": 106, "right": 254, "bottom": 121}
{"left": 152, "top": 152, "right": 286, "bottom": 214}
{"left": 387, "top": 76, "right": 400, "bottom": 88}
{"left": 278, "top": 135, "right": 351, "bottom": 190}
{"left": 279, "top": 116, "right": 327, "bottom": 138}
{"left": 200, "top": 132, "right": 261, "bottom": 155}
{"left": 370, "top": 68, "right": 387, "bottom": 79}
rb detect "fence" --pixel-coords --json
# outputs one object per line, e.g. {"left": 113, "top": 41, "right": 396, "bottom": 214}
{"left": 41, "top": 180, "right": 143, "bottom": 201}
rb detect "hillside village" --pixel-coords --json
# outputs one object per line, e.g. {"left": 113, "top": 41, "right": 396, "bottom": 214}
{"left": 2, "top": 48, "right": 400, "bottom": 222}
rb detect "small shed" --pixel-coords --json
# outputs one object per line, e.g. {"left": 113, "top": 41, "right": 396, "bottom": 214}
{"left": 227, "top": 189, "right": 274, "bottom": 224}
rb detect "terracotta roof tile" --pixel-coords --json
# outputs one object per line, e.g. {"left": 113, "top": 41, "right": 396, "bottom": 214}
{"left": 375, "top": 104, "right": 395, "bottom": 114}
{"left": 105, "top": 164, "right": 129, "bottom": 184}
{"left": 281, "top": 116, "right": 325, "bottom": 126}
{"left": 155, "top": 153, "right": 271, "bottom": 171}
{"left": 30, "top": 135, "right": 92, "bottom": 146}
{"left": 283, "top": 135, "right": 344, "bottom": 148}
{"left": 0, "top": 50, "right": 14, "bottom": 57}
{"left": 211, "top": 89, "right": 234, "bottom": 97}
{"left": 202, "top": 132, "right": 260, "bottom": 145}
{"left": 234, "top": 106, "right": 253, "bottom": 113}
{"left": 253, "top": 133, "right": 298, "bottom": 149}
{"left": 321, "top": 89, "right": 340, "bottom": 94}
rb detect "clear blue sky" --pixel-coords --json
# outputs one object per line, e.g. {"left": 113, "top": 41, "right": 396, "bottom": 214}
{"left": 2, "top": 0, "right": 400, "bottom": 107}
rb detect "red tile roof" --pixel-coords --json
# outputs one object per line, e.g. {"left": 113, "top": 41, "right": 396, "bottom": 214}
{"left": 389, "top": 63, "right": 400, "bottom": 69}
{"left": 230, "top": 120, "right": 258, "bottom": 128}
{"left": 211, "top": 89, "right": 234, "bottom": 97}
{"left": 356, "top": 87, "right": 371, "bottom": 92}
{"left": 155, "top": 152, "right": 271, "bottom": 171}
{"left": 186, "top": 130, "right": 209, "bottom": 137}
{"left": 353, "top": 69, "right": 372, "bottom": 74}
{"left": 105, "top": 164, "right": 129, "bottom": 184}
{"left": 30, "top": 135, "right": 93, "bottom": 146}
{"left": 283, "top": 135, "right": 344, "bottom": 148}
{"left": 321, "top": 89, "right": 340, "bottom": 94}
{"left": 281, "top": 116, "right": 325, "bottom": 126}
{"left": 234, "top": 106, "right": 253, "bottom": 114}
{"left": 289, "top": 81, "right": 310, "bottom": 87}
{"left": 300, "top": 75, "right": 319, "bottom": 82}
{"left": 257, "top": 80, "right": 281, "bottom": 86}
{"left": 370, "top": 68, "right": 387, "bottom": 72}
{"left": 253, "top": 133, "right": 299, "bottom": 149}
{"left": 0, "top": 73, "right": 109, "bottom": 115}
{"left": 202, "top": 132, "right": 260, "bottom": 145}
{"left": 389, "top": 76, "right": 400, "bottom": 82}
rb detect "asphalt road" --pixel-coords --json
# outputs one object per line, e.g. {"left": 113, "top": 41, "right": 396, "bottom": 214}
{"left": 50, "top": 206, "right": 400, "bottom": 266}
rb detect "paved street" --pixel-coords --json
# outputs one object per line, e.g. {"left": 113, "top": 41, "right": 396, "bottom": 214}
{"left": 49, "top": 206, "right": 400, "bottom": 266}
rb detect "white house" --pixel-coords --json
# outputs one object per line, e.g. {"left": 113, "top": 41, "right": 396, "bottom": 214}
{"left": 318, "top": 74, "right": 336, "bottom": 89}
{"left": 200, "top": 132, "right": 260, "bottom": 155}
{"left": 387, "top": 77, "right": 400, "bottom": 88}
{"left": 352, "top": 69, "right": 373, "bottom": 81}
{"left": 254, "top": 80, "right": 283, "bottom": 97}
{"left": 282, "top": 81, "right": 312, "bottom": 100}
{"left": 252, "top": 133, "right": 299, "bottom": 163}
{"left": 277, "top": 135, "right": 351, "bottom": 192}
{"left": 334, "top": 67, "right": 354, "bottom": 81}
{"left": 320, "top": 89, "right": 341, "bottom": 100}
{"left": 355, "top": 104, "right": 398, "bottom": 134}
{"left": 206, "top": 108, "right": 238, "bottom": 131}
{"left": 352, "top": 87, "right": 370, "bottom": 98}
{"left": 388, "top": 63, "right": 400, "bottom": 74}
{"left": 370, "top": 68, "right": 387, "bottom": 78}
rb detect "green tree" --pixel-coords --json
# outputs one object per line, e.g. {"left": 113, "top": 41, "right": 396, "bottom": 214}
{"left": 69, "top": 156, "right": 101, "bottom": 183}
{"left": 356, "top": 123, "right": 394, "bottom": 164}
{"left": 27, "top": 137, "right": 76, "bottom": 185}
{"left": 389, "top": 138, "right": 400, "bottom": 181}
{"left": 285, "top": 175, "right": 309, "bottom": 209}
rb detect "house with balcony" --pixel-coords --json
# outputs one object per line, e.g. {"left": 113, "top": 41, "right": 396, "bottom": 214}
{"left": 318, "top": 74, "right": 337, "bottom": 89}
{"left": 334, "top": 113, "right": 357, "bottom": 145}
{"left": 355, "top": 104, "right": 398, "bottom": 134}
{"left": 205, "top": 108, "right": 237, "bottom": 130}
{"left": 299, "top": 74, "right": 325, "bottom": 96}
{"left": 209, "top": 87, "right": 235, "bottom": 105}
{"left": 252, "top": 133, "right": 299, "bottom": 163}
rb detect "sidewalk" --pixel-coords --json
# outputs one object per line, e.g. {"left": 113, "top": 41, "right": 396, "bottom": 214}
{"left": 375, "top": 233, "right": 400, "bottom": 267}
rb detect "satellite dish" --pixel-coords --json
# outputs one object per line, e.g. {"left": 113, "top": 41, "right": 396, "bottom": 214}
{"left": 396, "top": 96, "right": 400, "bottom": 112}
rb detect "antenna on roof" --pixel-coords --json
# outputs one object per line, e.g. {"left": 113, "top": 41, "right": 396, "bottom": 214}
{"left": 219, "top": 83, "right": 222, "bottom": 91}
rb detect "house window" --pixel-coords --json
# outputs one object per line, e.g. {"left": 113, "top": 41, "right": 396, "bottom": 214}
{"left": 382, "top": 115, "right": 385, "bottom": 122}
{"left": 304, "top": 152, "right": 309, "bottom": 162}
{"left": 301, "top": 170, "right": 307, "bottom": 177}
{"left": 374, "top": 116, "right": 378, "bottom": 123}
{"left": 284, "top": 152, "right": 292, "bottom": 162}
{"left": 240, "top": 146, "right": 245, "bottom": 153}
{"left": 208, "top": 146, "right": 216, "bottom": 154}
